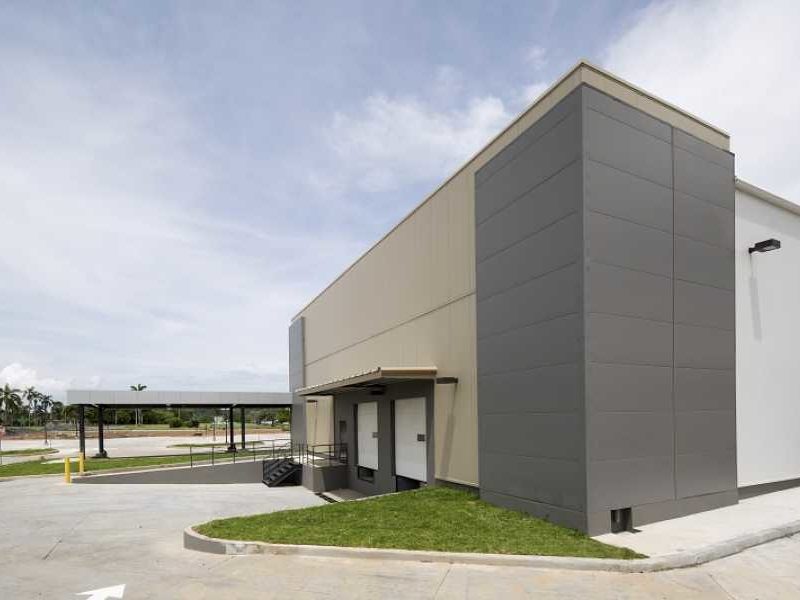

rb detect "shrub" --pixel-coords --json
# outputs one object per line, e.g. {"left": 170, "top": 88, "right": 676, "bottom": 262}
{"left": 168, "top": 417, "right": 183, "bottom": 428}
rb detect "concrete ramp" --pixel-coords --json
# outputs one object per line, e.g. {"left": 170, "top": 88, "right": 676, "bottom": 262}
{"left": 74, "top": 461, "right": 263, "bottom": 484}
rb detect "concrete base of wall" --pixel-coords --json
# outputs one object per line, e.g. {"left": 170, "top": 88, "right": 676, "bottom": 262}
{"left": 302, "top": 465, "right": 348, "bottom": 493}
{"left": 586, "top": 489, "right": 739, "bottom": 535}
{"left": 740, "top": 477, "right": 800, "bottom": 500}
{"left": 480, "top": 489, "right": 587, "bottom": 532}
{"left": 74, "top": 461, "right": 264, "bottom": 484}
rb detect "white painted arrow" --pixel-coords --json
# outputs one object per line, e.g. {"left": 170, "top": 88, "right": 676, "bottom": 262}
{"left": 76, "top": 584, "right": 125, "bottom": 600}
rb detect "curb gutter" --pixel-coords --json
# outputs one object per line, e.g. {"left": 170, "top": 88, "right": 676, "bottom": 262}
{"left": 184, "top": 519, "right": 800, "bottom": 573}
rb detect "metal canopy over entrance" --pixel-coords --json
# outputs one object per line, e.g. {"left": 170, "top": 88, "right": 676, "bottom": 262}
{"left": 66, "top": 390, "right": 292, "bottom": 459}
{"left": 295, "top": 367, "right": 438, "bottom": 396}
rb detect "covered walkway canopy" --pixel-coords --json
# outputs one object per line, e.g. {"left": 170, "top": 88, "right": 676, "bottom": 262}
{"left": 66, "top": 390, "right": 292, "bottom": 457}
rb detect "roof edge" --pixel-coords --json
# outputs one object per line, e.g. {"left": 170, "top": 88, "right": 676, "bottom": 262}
{"left": 736, "top": 178, "right": 800, "bottom": 217}
{"left": 292, "top": 59, "right": 730, "bottom": 321}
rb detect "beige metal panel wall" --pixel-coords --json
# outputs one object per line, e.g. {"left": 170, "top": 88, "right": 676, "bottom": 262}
{"left": 305, "top": 295, "right": 478, "bottom": 485}
{"left": 301, "top": 174, "right": 475, "bottom": 367}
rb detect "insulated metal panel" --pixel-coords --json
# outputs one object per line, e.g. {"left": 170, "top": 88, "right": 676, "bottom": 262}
{"left": 582, "top": 87, "right": 736, "bottom": 534}
{"left": 475, "top": 88, "right": 586, "bottom": 529}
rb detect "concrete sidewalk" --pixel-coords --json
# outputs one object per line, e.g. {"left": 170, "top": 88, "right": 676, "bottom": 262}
{"left": 594, "top": 485, "right": 800, "bottom": 556}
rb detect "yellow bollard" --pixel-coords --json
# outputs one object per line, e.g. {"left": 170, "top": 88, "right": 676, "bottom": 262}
{"left": 64, "top": 457, "right": 71, "bottom": 484}
{"left": 78, "top": 452, "right": 85, "bottom": 474}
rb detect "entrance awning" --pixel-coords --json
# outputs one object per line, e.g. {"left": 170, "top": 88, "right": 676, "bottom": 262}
{"left": 296, "top": 367, "right": 438, "bottom": 396}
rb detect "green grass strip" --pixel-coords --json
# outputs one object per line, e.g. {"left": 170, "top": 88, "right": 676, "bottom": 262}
{"left": 195, "top": 487, "right": 643, "bottom": 559}
{"left": 0, "top": 447, "right": 58, "bottom": 457}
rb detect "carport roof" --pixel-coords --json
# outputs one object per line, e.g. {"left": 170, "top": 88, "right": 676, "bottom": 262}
{"left": 66, "top": 390, "right": 292, "bottom": 407}
{"left": 296, "top": 366, "right": 438, "bottom": 396}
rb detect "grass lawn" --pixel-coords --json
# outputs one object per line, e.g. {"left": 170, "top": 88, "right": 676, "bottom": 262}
{"left": 0, "top": 450, "right": 257, "bottom": 478}
{"left": 195, "top": 487, "right": 643, "bottom": 559}
{"left": 0, "top": 447, "right": 58, "bottom": 457}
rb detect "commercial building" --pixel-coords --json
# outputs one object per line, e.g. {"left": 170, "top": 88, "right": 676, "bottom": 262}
{"left": 290, "top": 61, "right": 800, "bottom": 535}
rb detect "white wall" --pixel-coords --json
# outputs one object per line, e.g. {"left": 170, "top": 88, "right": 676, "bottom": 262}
{"left": 736, "top": 184, "right": 800, "bottom": 487}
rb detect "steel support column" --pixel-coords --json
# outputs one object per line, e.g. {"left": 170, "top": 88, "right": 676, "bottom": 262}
{"left": 96, "top": 405, "right": 107, "bottom": 458}
{"left": 78, "top": 405, "right": 86, "bottom": 456}
{"left": 240, "top": 407, "right": 246, "bottom": 450}
{"left": 227, "top": 406, "right": 236, "bottom": 452}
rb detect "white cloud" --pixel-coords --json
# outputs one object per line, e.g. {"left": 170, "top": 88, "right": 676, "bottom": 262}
{"left": 327, "top": 89, "right": 513, "bottom": 194}
{"left": 0, "top": 30, "right": 357, "bottom": 394}
{"left": 516, "top": 82, "right": 550, "bottom": 109}
{"left": 603, "top": 0, "right": 800, "bottom": 203}
{"left": 525, "top": 45, "right": 548, "bottom": 70}
{"left": 0, "top": 363, "right": 73, "bottom": 396}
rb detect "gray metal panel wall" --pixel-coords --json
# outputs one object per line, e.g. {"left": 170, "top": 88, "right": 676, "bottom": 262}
{"left": 582, "top": 87, "right": 736, "bottom": 534}
{"left": 475, "top": 88, "right": 587, "bottom": 531}
{"left": 289, "top": 317, "right": 306, "bottom": 444}
{"left": 475, "top": 84, "right": 736, "bottom": 535}
{"left": 672, "top": 129, "right": 736, "bottom": 500}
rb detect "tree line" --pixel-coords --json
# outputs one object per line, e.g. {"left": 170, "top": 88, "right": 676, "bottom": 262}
{"left": 0, "top": 384, "right": 66, "bottom": 426}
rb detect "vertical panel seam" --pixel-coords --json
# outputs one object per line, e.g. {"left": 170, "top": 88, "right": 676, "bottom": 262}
{"left": 671, "top": 127, "right": 678, "bottom": 500}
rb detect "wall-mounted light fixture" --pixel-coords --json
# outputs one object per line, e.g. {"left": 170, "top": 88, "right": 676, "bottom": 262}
{"left": 749, "top": 238, "right": 781, "bottom": 254}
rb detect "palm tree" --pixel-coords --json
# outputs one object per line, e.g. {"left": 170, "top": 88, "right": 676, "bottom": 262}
{"left": 130, "top": 384, "right": 147, "bottom": 425}
{"left": 0, "top": 384, "right": 23, "bottom": 426}
{"left": 37, "top": 394, "right": 53, "bottom": 425}
{"left": 51, "top": 400, "right": 65, "bottom": 421}
{"left": 23, "top": 386, "right": 38, "bottom": 427}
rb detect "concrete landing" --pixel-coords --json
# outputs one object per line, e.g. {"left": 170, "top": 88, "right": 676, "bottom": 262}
{"left": 595, "top": 485, "right": 800, "bottom": 556}
{"left": 323, "top": 488, "right": 366, "bottom": 502}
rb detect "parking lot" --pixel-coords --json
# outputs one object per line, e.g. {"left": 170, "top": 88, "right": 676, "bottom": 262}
{"left": 2, "top": 476, "right": 800, "bottom": 599}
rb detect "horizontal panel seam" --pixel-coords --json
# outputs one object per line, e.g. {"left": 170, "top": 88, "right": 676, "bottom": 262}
{"left": 478, "top": 312, "right": 578, "bottom": 344}
{"left": 674, "top": 276, "right": 734, "bottom": 292}
{"left": 675, "top": 409, "right": 735, "bottom": 414}
{"left": 588, "top": 409, "right": 673, "bottom": 415}
{"left": 588, "top": 311, "right": 673, "bottom": 327}
{"left": 480, "top": 489, "right": 585, "bottom": 515}
{"left": 477, "top": 157, "right": 581, "bottom": 228}
{"left": 479, "top": 360, "right": 579, "bottom": 378}
{"left": 672, "top": 365, "right": 735, "bottom": 372}
{"left": 587, "top": 359, "right": 673, "bottom": 368}
{"left": 587, "top": 258, "right": 672, "bottom": 281}
{"left": 478, "top": 262, "right": 576, "bottom": 305}
{"left": 482, "top": 451, "right": 581, "bottom": 464}
{"left": 674, "top": 320, "right": 735, "bottom": 333}
{"left": 586, "top": 106, "right": 672, "bottom": 145}
{"left": 477, "top": 108, "right": 577, "bottom": 190}
{"left": 675, "top": 231, "right": 735, "bottom": 253}
{"left": 676, "top": 450, "right": 737, "bottom": 458}
{"left": 589, "top": 455, "right": 674, "bottom": 464}
{"left": 478, "top": 310, "right": 578, "bottom": 341}
{"left": 676, "top": 364, "right": 736, "bottom": 371}
{"left": 673, "top": 133, "right": 735, "bottom": 167}
{"left": 478, "top": 259, "right": 578, "bottom": 303}
{"left": 481, "top": 410, "right": 582, "bottom": 416}
{"left": 674, "top": 145, "right": 735, "bottom": 174}
{"left": 675, "top": 187, "right": 735, "bottom": 214}
{"left": 586, "top": 206, "right": 672, "bottom": 235}
{"left": 303, "top": 290, "right": 475, "bottom": 368}
{"left": 585, "top": 156, "right": 672, "bottom": 193}
{"left": 478, "top": 206, "right": 579, "bottom": 263}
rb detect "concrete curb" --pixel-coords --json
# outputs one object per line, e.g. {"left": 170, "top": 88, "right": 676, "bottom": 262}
{"left": 184, "top": 519, "right": 800, "bottom": 572}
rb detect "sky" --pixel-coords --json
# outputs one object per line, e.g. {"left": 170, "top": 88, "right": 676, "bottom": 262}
{"left": 2, "top": 0, "right": 799, "bottom": 398}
